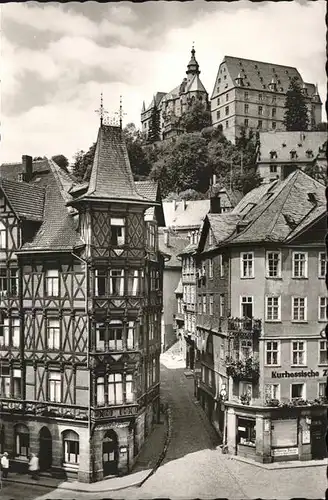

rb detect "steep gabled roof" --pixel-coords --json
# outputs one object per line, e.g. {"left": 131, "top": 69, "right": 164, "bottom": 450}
{"left": 258, "top": 131, "right": 327, "bottom": 163}
{"left": 207, "top": 213, "right": 241, "bottom": 243}
{"left": 158, "top": 231, "right": 189, "bottom": 268}
{"left": 76, "top": 125, "right": 153, "bottom": 205}
{"left": 135, "top": 180, "right": 165, "bottom": 226}
{"left": 229, "top": 170, "right": 325, "bottom": 244}
{"left": 0, "top": 178, "right": 45, "bottom": 221}
{"left": 0, "top": 159, "right": 49, "bottom": 181}
{"left": 163, "top": 199, "right": 210, "bottom": 230}
{"left": 186, "top": 74, "right": 207, "bottom": 93}
{"left": 178, "top": 241, "right": 198, "bottom": 256}
{"left": 174, "top": 278, "right": 183, "bottom": 295}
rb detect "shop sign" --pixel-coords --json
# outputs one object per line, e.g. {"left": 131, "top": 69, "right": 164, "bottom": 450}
{"left": 272, "top": 447, "right": 298, "bottom": 456}
{"left": 271, "top": 370, "right": 320, "bottom": 379}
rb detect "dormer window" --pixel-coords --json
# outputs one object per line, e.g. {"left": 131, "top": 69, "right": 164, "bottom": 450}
{"left": 290, "top": 150, "right": 297, "bottom": 160}
{"left": 282, "top": 143, "right": 286, "bottom": 148}
{"left": 306, "top": 149, "right": 314, "bottom": 158}
{"left": 270, "top": 150, "right": 278, "bottom": 160}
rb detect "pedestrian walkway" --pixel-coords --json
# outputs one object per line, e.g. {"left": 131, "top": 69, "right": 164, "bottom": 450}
{"left": 2, "top": 413, "right": 168, "bottom": 493}
{"left": 231, "top": 454, "right": 327, "bottom": 469}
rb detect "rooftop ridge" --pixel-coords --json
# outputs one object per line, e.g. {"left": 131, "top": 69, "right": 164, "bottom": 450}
{"left": 223, "top": 55, "right": 300, "bottom": 71}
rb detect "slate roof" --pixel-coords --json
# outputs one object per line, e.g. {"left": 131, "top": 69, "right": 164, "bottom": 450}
{"left": 0, "top": 158, "right": 84, "bottom": 253}
{"left": 143, "top": 92, "right": 167, "bottom": 114}
{"left": 258, "top": 131, "right": 327, "bottom": 162}
{"left": 135, "top": 180, "right": 158, "bottom": 220}
{"left": 228, "top": 170, "right": 325, "bottom": 244}
{"left": 79, "top": 125, "right": 153, "bottom": 205}
{"left": 221, "top": 56, "right": 316, "bottom": 96}
{"left": 163, "top": 200, "right": 210, "bottom": 230}
{"left": 186, "top": 74, "right": 207, "bottom": 93}
{"left": 158, "top": 231, "right": 189, "bottom": 268}
{"left": 178, "top": 242, "right": 198, "bottom": 256}
{"left": 207, "top": 213, "right": 241, "bottom": 243}
{"left": 0, "top": 178, "right": 45, "bottom": 221}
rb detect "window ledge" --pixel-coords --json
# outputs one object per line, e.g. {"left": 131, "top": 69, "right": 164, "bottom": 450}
{"left": 240, "top": 277, "right": 255, "bottom": 280}
{"left": 317, "top": 364, "right": 328, "bottom": 367}
{"left": 291, "top": 321, "right": 308, "bottom": 324}
{"left": 291, "top": 365, "right": 308, "bottom": 368}
{"left": 265, "top": 277, "right": 282, "bottom": 280}
{"left": 265, "top": 320, "right": 282, "bottom": 323}
{"left": 318, "top": 320, "right": 327, "bottom": 323}
{"left": 264, "top": 365, "right": 281, "bottom": 368}
{"left": 291, "top": 277, "right": 308, "bottom": 280}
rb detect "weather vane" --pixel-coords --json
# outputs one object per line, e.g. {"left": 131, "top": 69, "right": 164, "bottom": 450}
{"left": 114, "top": 95, "right": 127, "bottom": 129}
{"left": 95, "top": 92, "right": 108, "bottom": 126}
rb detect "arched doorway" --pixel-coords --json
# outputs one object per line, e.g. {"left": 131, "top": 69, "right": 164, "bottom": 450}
{"left": 102, "top": 430, "right": 118, "bottom": 477}
{"left": 39, "top": 427, "right": 52, "bottom": 471}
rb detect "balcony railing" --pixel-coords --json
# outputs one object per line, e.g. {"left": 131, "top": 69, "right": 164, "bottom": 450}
{"left": 226, "top": 317, "right": 262, "bottom": 336}
{"left": 225, "top": 356, "right": 260, "bottom": 382}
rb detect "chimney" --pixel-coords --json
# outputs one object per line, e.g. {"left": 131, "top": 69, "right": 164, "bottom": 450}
{"left": 22, "top": 155, "right": 33, "bottom": 182}
{"left": 164, "top": 229, "right": 170, "bottom": 247}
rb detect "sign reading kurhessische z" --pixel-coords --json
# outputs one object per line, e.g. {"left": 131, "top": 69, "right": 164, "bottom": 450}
{"left": 271, "top": 369, "right": 320, "bottom": 378}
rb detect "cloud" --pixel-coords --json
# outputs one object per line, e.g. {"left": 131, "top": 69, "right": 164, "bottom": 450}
{"left": 1, "top": 0, "right": 326, "bottom": 164}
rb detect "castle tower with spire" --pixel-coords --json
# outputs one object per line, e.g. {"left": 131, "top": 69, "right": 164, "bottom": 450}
{"left": 141, "top": 46, "right": 209, "bottom": 141}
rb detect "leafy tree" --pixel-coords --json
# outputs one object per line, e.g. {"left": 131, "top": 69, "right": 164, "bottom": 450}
{"left": 180, "top": 99, "right": 212, "bottom": 133}
{"left": 123, "top": 123, "right": 151, "bottom": 179}
{"left": 33, "top": 156, "right": 43, "bottom": 161}
{"left": 147, "top": 102, "right": 161, "bottom": 144}
{"left": 73, "top": 143, "right": 96, "bottom": 182}
{"left": 179, "top": 189, "right": 207, "bottom": 200}
{"left": 51, "top": 154, "right": 69, "bottom": 172}
{"left": 283, "top": 77, "right": 309, "bottom": 131}
{"left": 150, "top": 132, "right": 210, "bottom": 196}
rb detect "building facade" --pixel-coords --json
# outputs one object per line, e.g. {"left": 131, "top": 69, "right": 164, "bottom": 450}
{"left": 256, "top": 131, "right": 327, "bottom": 183}
{"left": 141, "top": 47, "right": 209, "bottom": 141}
{"left": 195, "top": 170, "right": 327, "bottom": 462}
{"left": 0, "top": 125, "right": 164, "bottom": 482}
{"left": 211, "top": 56, "right": 322, "bottom": 143}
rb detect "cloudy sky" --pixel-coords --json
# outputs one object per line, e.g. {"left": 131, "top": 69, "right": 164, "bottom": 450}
{"left": 1, "top": 0, "right": 326, "bottom": 164}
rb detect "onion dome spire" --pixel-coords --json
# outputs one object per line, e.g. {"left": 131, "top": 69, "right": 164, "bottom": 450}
{"left": 186, "top": 43, "right": 200, "bottom": 77}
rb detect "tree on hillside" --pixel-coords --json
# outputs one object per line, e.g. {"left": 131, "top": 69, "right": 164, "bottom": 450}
{"left": 33, "top": 157, "right": 43, "bottom": 161}
{"left": 283, "top": 77, "right": 309, "bottom": 131}
{"left": 73, "top": 142, "right": 96, "bottom": 182}
{"left": 180, "top": 99, "right": 212, "bottom": 133}
{"left": 51, "top": 154, "right": 69, "bottom": 172}
{"left": 150, "top": 132, "right": 210, "bottom": 196}
{"left": 123, "top": 123, "right": 151, "bottom": 179}
{"left": 147, "top": 102, "right": 161, "bottom": 144}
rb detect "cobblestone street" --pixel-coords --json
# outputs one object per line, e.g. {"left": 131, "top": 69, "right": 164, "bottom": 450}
{"left": 1, "top": 347, "right": 326, "bottom": 500}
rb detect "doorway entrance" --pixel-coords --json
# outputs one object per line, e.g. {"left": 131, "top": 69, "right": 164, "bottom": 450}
{"left": 39, "top": 427, "right": 52, "bottom": 471}
{"left": 103, "top": 430, "right": 118, "bottom": 477}
{"left": 311, "top": 420, "right": 327, "bottom": 459}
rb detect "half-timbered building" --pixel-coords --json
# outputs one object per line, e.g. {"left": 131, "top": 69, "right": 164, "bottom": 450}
{"left": 0, "top": 125, "right": 164, "bottom": 482}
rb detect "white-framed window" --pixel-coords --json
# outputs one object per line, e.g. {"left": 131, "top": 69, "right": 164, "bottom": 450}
{"left": 13, "top": 368, "right": 21, "bottom": 398}
{"left": 219, "top": 294, "right": 225, "bottom": 317}
{"left": 209, "top": 295, "right": 214, "bottom": 316}
{"left": 0, "top": 267, "right": 7, "bottom": 296}
{"left": 240, "top": 252, "right": 254, "bottom": 278}
{"left": 265, "top": 296, "right": 281, "bottom": 321}
{"left": 0, "top": 365, "right": 10, "bottom": 397}
{"left": 96, "top": 376, "right": 105, "bottom": 406}
{"left": 63, "top": 430, "right": 79, "bottom": 464}
{"left": 292, "top": 252, "right": 308, "bottom": 278}
{"left": 148, "top": 223, "right": 156, "bottom": 250}
{"left": 292, "top": 297, "right": 307, "bottom": 321}
{"left": 0, "top": 222, "right": 6, "bottom": 249}
{"left": 95, "top": 268, "right": 106, "bottom": 296}
{"left": 126, "top": 373, "right": 134, "bottom": 403}
{"left": 202, "top": 295, "right": 207, "bottom": 314}
{"left": 0, "top": 315, "right": 9, "bottom": 346}
{"left": 318, "top": 252, "right": 326, "bottom": 278}
{"left": 108, "top": 373, "right": 123, "bottom": 405}
{"left": 96, "top": 322, "right": 105, "bottom": 350}
{"left": 291, "top": 340, "right": 306, "bottom": 366}
{"left": 219, "top": 254, "right": 224, "bottom": 277}
{"left": 12, "top": 317, "right": 20, "bottom": 347}
{"left": 209, "top": 259, "right": 213, "bottom": 279}
{"left": 266, "top": 251, "right": 281, "bottom": 278}
{"left": 108, "top": 320, "right": 123, "bottom": 350}
{"left": 10, "top": 268, "right": 18, "bottom": 296}
{"left": 291, "top": 383, "right": 305, "bottom": 399}
{"left": 127, "top": 321, "right": 135, "bottom": 350}
{"left": 318, "top": 297, "right": 328, "bottom": 321}
{"left": 128, "top": 269, "right": 139, "bottom": 296}
{"left": 265, "top": 340, "right": 280, "bottom": 366}
{"left": 240, "top": 296, "right": 253, "bottom": 318}
{"left": 45, "top": 269, "right": 59, "bottom": 297}
{"left": 47, "top": 318, "right": 60, "bottom": 350}
{"left": 15, "top": 424, "right": 29, "bottom": 457}
{"left": 319, "top": 340, "right": 328, "bottom": 365}
{"left": 318, "top": 382, "right": 326, "bottom": 398}
{"left": 109, "top": 269, "right": 124, "bottom": 296}
{"left": 49, "top": 371, "right": 61, "bottom": 402}
{"left": 265, "top": 383, "right": 280, "bottom": 400}
{"left": 240, "top": 339, "right": 252, "bottom": 360}
{"left": 110, "top": 217, "right": 125, "bottom": 247}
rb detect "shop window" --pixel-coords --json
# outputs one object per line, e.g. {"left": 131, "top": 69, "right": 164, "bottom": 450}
{"left": 63, "top": 430, "right": 79, "bottom": 464}
{"left": 15, "top": 424, "right": 29, "bottom": 457}
{"left": 271, "top": 419, "right": 297, "bottom": 447}
{"left": 237, "top": 418, "right": 256, "bottom": 447}
{"left": 110, "top": 218, "right": 125, "bottom": 247}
